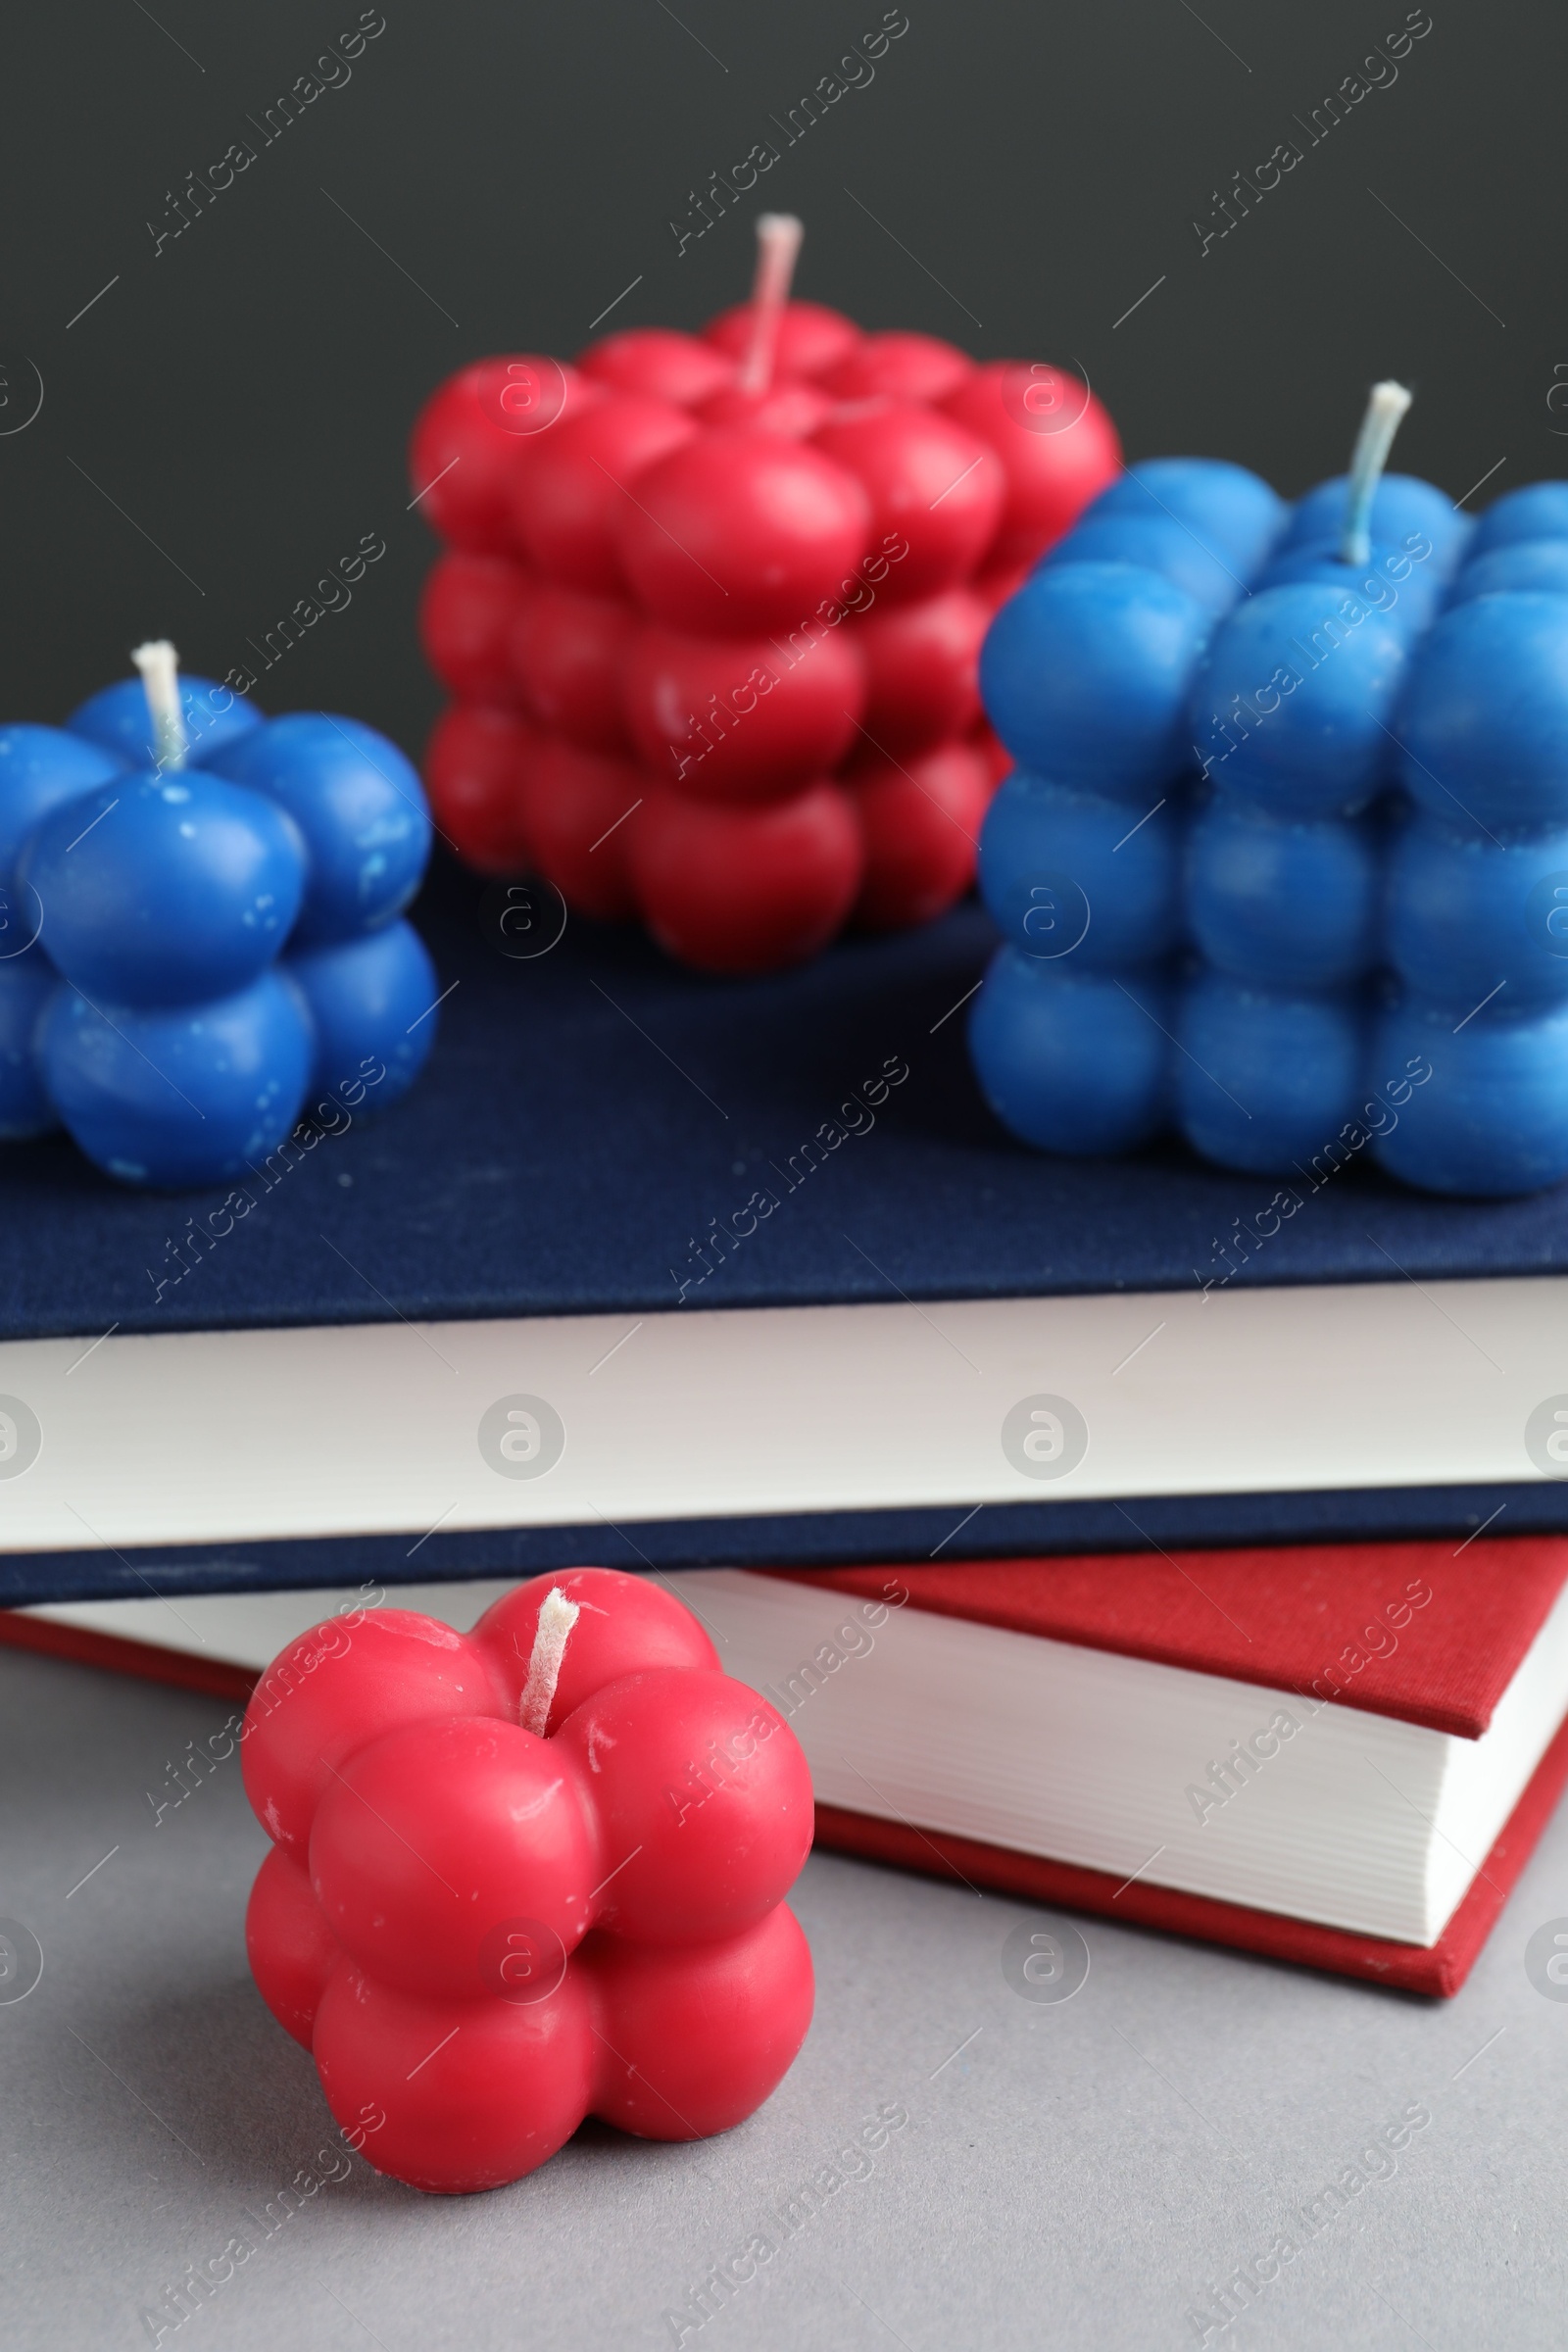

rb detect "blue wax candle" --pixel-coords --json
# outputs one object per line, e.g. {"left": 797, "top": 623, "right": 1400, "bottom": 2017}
{"left": 1372, "top": 992, "right": 1568, "bottom": 1196}
{"left": 1258, "top": 538, "right": 1445, "bottom": 631}
{"left": 67, "top": 670, "right": 263, "bottom": 770}
{"left": 1445, "top": 540, "right": 1568, "bottom": 608}
{"left": 1081, "top": 458, "right": 1286, "bottom": 575}
{"left": 0, "top": 950, "right": 60, "bottom": 1141}
{"left": 286, "top": 920, "right": 440, "bottom": 1111}
{"left": 1174, "top": 970, "right": 1365, "bottom": 1177}
{"left": 1186, "top": 791, "right": 1380, "bottom": 988}
{"left": 980, "top": 564, "right": 1212, "bottom": 796}
{"left": 1187, "top": 581, "right": 1410, "bottom": 815}
{"left": 968, "top": 948, "right": 1172, "bottom": 1156}
{"left": 0, "top": 726, "right": 123, "bottom": 900}
{"left": 0, "top": 645, "right": 439, "bottom": 1189}
{"left": 39, "top": 971, "right": 313, "bottom": 1189}
{"left": 968, "top": 379, "right": 1568, "bottom": 1198}
{"left": 209, "top": 714, "right": 431, "bottom": 945}
{"left": 1468, "top": 480, "right": 1568, "bottom": 557}
{"left": 1386, "top": 812, "right": 1568, "bottom": 1006}
{"left": 1397, "top": 593, "right": 1568, "bottom": 833}
{"left": 1279, "top": 471, "right": 1469, "bottom": 574}
{"left": 978, "top": 770, "right": 1182, "bottom": 969}
{"left": 21, "top": 770, "right": 307, "bottom": 1006}
{"left": 1039, "top": 514, "right": 1242, "bottom": 616}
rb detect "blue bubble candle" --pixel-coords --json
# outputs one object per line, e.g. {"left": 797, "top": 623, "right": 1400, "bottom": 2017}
{"left": 971, "top": 383, "right": 1568, "bottom": 1197}
{"left": 0, "top": 640, "right": 440, "bottom": 1188}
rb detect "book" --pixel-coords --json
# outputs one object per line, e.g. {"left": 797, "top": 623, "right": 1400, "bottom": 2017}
{"left": 9, "top": 1533, "right": 1566, "bottom": 1993}
{"left": 2, "top": 854, "right": 1567, "bottom": 1606}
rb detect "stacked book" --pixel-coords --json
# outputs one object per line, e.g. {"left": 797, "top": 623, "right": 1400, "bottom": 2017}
{"left": 3, "top": 857, "right": 1566, "bottom": 1992}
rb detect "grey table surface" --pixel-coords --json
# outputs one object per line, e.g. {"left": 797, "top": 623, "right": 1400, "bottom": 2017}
{"left": 3, "top": 1642, "right": 1567, "bottom": 2352}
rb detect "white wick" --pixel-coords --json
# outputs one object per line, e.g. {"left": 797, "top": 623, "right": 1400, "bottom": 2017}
{"left": 1341, "top": 380, "right": 1412, "bottom": 567}
{"left": 131, "top": 639, "right": 188, "bottom": 772}
{"left": 518, "top": 1587, "right": 580, "bottom": 1737}
{"left": 737, "top": 213, "right": 805, "bottom": 396}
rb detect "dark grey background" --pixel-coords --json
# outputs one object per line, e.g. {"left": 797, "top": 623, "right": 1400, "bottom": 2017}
{"left": 3, "top": 0, "right": 1558, "bottom": 767}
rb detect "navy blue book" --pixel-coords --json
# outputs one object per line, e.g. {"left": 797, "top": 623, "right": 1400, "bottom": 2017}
{"left": 1, "top": 853, "right": 1564, "bottom": 1606}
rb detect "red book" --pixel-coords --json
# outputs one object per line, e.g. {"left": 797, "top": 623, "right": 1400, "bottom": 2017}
{"left": 736, "top": 1540, "right": 1568, "bottom": 1996}
{"left": 9, "top": 1535, "right": 1567, "bottom": 1995}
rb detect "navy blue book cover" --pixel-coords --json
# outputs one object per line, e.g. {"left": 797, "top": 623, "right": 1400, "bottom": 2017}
{"left": 4, "top": 857, "right": 1568, "bottom": 1602}
{"left": 4, "top": 853, "right": 1568, "bottom": 1348}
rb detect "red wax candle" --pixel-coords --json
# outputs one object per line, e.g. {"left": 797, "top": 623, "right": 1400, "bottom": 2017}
{"left": 411, "top": 216, "right": 1123, "bottom": 972}
{"left": 242, "top": 1568, "right": 815, "bottom": 2195}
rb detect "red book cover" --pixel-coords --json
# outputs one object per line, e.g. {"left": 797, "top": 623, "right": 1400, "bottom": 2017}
{"left": 767, "top": 1538, "right": 1568, "bottom": 1996}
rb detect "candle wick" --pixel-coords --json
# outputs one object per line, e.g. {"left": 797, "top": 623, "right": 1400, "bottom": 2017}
{"left": 737, "top": 212, "right": 805, "bottom": 398}
{"left": 1340, "top": 379, "right": 1412, "bottom": 568}
{"left": 519, "top": 1587, "right": 581, "bottom": 1737}
{"left": 131, "top": 638, "right": 189, "bottom": 773}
